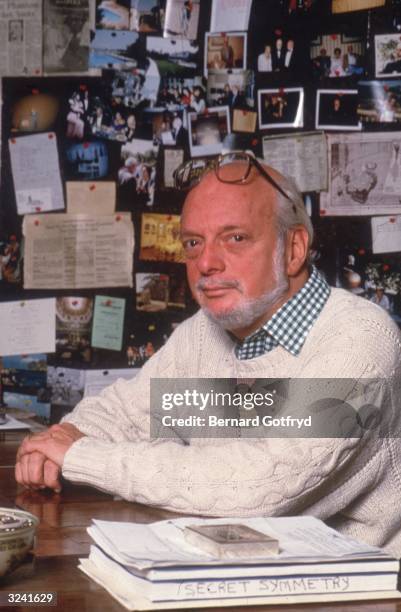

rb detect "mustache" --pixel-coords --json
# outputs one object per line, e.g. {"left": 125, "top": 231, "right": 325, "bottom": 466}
{"left": 196, "top": 278, "right": 243, "bottom": 292}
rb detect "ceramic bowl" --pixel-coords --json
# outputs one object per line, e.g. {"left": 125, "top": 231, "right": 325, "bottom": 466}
{"left": 0, "top": 507, "right": 39, "bottom": 577}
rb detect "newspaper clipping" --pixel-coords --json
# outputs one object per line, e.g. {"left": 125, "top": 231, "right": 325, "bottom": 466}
{"left": 262, "top": 132, "right": 328, "bottom": 193}
{"left": 43, "top": 0, "right": 90, "bottom": 73}
{"left": 0, "top": 0, "right": 42, "bottom": 75}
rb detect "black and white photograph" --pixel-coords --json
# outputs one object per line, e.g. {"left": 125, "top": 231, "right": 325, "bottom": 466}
{"left": 258, "top": 88, "right": 304, "bottom": 129}
{"left": 205, "top": 33, "right": 247, "bottom": 75}
{"left": 95, "top": 0, "right": 130, "bottom": 30}
{"left": 375, "top": 34, "right": 401, "bottom": 78}
{"left": 316, "top": 90, "right": 360, "bottom": 130}
{"left": 358, "top": 80, "right": 401, "bottom": 124}
{"left": 188, "top": 105, "right": 231, "bottom": 156}
{"left": 311, "top": 33, "right": 364, "bottom": 79}
{"left": 130, "top": 0, "right": 164, "bottom": 33}
{"left": 164, "top": 0, "right": 200, "bottom": 39}
{"left": 43, "top": 0, "right": 90, "bottom": 73}
{"left": 207, "top": 70, "right": 254, "bottom": 109}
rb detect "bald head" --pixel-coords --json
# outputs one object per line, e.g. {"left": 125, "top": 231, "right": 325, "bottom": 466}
{"left": 180, "top": 160, "right": 311, "bottom": 338}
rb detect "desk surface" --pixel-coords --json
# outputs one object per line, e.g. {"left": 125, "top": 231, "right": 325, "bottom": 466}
{"left": 1, "top": 435, "right": 401, "bottom": 612}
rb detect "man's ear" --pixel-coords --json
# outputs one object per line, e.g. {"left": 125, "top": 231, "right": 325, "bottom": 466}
{"left": 286, "top": 226, "right": 309, "bottom": 277}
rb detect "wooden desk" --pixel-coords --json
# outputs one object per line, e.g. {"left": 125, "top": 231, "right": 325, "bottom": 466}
{"left": 1, "top": 437, "right": 401, "bottom": 612}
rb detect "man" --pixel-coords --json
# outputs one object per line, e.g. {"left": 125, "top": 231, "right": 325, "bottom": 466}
{"left": 16, "top": 153, "right": 401, "bottom": 554}
{"left": 283, "top": 39, "right": 295, "bottom": 70}
{"left": 221, "top": 36, "right": 234, "bottom": 68}
{"left": 272, "top": 38, "right": 284, "bottom": 71}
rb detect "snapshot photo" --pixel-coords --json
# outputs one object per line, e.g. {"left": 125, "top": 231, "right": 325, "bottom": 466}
{"left": 316, "top": 89, "right": 360, "bottom": 130}
{"left": 188, "top": 105, "right": 231, "bottom": 156}
{"left": 139, "top": 212, "right": 185, "bottom": 263}
{"left": 89, "top": 29, "right": 139, "bottom": 69}
{"left": 156, "top": 76, "right": 205, "bottom": 111}
{"left": 256, "top": 35, "right": 303, "bottom": 75}
{"left": 136, "top": 269, "right": 187, "bottom": 311}
{"left": 357, "top": 80, "right": 401, "bottom": 124}
{"left": 47, "top": 366, "right": 85, "bottom": 407}
{"left": 311, "top": 33, "right": 365, "bottom": 79}
{"left": 144, "top": 108, "right": 188, "bottom": 146}
{"left": 205, "top": 32, "right": 247, "bottom": 75}
{"left": 206, "top": 70, "right": 255, "bottom": 110}
{"left": 130, "top": 0, "right": 164, "bottom": 33}
{"left": 118, "top": 139, "right": 158, "bottom": 207}
{"left": 375, "top": 34, "right": 401, "bottom": 78}
{"left": 164, "top": 0, "right": 200, "bottom": 39}
{"left": 146, "top": 36, "right": 200, "bottom": 76}
{"left": 95, "top": 0, "right": 130, "bottom": 30}
{"left": 11, "top": 92, "right": 59, "bottom": 133}
{"left": 258, "top": 87, "right": 304, "bottom": 129}
{"left": 110, "top": 67, "right": 161, "bottom": 110}
{"left": 65, "top": 140, "right": 109, "bottom": 180}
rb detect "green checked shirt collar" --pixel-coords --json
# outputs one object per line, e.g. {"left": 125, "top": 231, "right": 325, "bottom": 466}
{"left": 235, "top": 266, "right": 330, "bottom": 360}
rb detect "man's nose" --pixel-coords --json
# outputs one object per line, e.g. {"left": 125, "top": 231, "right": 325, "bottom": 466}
{"left": 196, "top": 242, "right": 225, "bottom": 275}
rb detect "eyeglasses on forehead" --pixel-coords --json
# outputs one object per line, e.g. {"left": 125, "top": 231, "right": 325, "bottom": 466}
{"left": 173, "top": 151, "right": 290, "bottom": 201}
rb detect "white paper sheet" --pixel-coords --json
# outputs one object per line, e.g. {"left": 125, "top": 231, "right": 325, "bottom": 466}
{"left": 23, "top": 213, "right": 134, "bottom": 289}
{"left": 9, "top": 132, "right": 64, "bottom": 215}
{"left": 371, "top": 215, "right": 401, "bottom": 254}
{"left": 0, "top": 298, "right": 56, "bottom": 357}
{"left": 210, "top": 0, "right": 252, "bottom": 33}
{"left": 88, "top": 516, "right": 386, "bottom": 570}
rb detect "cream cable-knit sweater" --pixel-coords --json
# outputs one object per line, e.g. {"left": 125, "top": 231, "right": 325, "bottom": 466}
{"left": 62, "top": 288, "right": 401, "bottom": 555}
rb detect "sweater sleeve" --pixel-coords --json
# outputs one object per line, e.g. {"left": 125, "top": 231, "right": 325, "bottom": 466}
{"left": 61, "top": 363, "right": 391, "bottom": 517}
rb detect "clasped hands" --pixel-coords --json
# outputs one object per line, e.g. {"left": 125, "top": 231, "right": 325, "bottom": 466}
{"left": 15, "top": 423, "right": 85, "bottom": 493}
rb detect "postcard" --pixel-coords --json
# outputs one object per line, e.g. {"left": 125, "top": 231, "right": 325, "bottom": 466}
{"left": 136, "top": 272, "right": 169, "bottom": 311}
{"left": 3, "top": 391, "right": 50, "bottom": 420}
{"left": 9, "top": 132, "right": 64, "bottom": 215}
{"left": 139, "top": 212, "right": 185, "bottom": 263}
{"left": 56, "top": 297, "right": 94, "bottom": 363}
{"left": 0, "top": 298, "right": 55, "bottom": 357}
{"left": 92, "top": 295, "right": 126, "bottom": 351}
{"left": 258, "top": 88, "right": 304, "bottom": 130}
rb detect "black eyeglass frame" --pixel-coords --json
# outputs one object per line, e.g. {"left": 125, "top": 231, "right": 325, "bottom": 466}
{"left": 173, "top": 152, "right": 290, "bottom": 201}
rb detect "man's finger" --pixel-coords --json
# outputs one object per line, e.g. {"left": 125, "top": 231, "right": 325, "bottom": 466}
{"left": 27, "top": 451, "right": 46, "bottom": 487}
{"left": 15, "top": 461, "right": 23, "bottom": 486}
{"left": 43, "top": 460, "right": 61, "bottom": 492}
{"left": 17, "top": 431, "right": 50, "bottom": 460}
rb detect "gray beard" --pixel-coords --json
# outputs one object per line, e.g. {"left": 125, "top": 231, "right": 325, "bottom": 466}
{"left": 199, "top": 241, "right": 290, "bottom": 332}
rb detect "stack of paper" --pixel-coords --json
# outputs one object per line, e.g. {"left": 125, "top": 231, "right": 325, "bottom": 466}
{"left": 79, "top": 516, "right": 401, "bottom": 610}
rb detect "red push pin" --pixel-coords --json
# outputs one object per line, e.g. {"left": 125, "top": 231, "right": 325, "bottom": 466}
{"left": 89, "top": 184, "right": 96, "bottom": 191}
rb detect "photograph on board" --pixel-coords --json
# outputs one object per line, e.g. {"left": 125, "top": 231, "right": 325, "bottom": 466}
{"left": 205, "top": 32, "right": 247, "bottom": 75}
{"left": 188, "top": 105, "right": 231, "bottom": 156}
{"left": 316, "top": 89, "right": 360, "bottom": 130}
{"left": 357, "top": 80, "right": 401, "bottom": 124}
{"left": 258, "top": 88, "right": 304, "bottom": 129}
